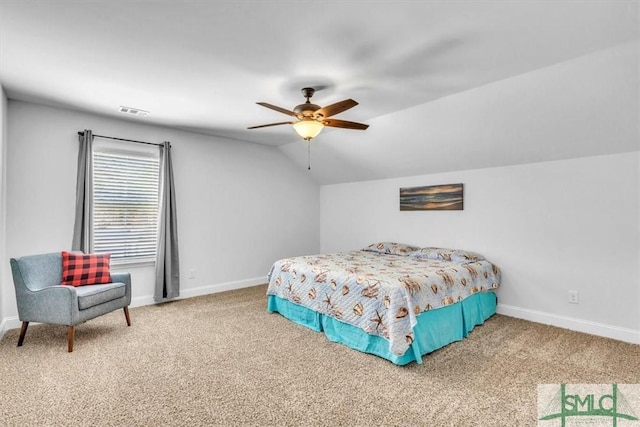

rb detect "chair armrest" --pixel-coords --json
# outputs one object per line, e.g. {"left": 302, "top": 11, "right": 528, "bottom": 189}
{"left": 110, "top": 272, "right": 132, "bottom": 306}
{"left": 16, "top": 285, "right": 77, "bottom": 325}
{"left": 110, "top": 272, "right": 131, "bottom": 286}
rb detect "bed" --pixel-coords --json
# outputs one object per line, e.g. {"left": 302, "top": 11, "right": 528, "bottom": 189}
{"left": 266, "top": 242, "right": 501, "bottom": 365}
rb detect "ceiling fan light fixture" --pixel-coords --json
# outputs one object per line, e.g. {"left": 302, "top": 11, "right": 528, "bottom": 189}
{"left": 293, "top": 118, "right": 324, "bottom": 141}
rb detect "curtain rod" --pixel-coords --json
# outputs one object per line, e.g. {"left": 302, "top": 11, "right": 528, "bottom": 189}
{"left": 77, "top": 131, "right": 163, "bottom": 146}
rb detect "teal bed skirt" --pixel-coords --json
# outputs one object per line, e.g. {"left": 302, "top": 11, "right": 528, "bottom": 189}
{"left": 267, "top": 291, "right": 497, "bottom": 365}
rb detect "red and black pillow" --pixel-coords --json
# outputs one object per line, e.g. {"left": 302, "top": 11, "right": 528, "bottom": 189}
{"left": 61, "top": 251, "right": 111, "bottom": 287}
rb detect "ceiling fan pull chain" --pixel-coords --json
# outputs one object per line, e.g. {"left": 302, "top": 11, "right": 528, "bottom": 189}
{"left": 307, "top": 140, "right": 311, "bottom": 170}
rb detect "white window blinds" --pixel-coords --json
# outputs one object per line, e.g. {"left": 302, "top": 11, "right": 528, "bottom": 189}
{"left": 92, "top": 148, "right": 160, "bottom": 263}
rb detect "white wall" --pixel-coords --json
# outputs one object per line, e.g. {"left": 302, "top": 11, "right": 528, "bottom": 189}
{"left": 2, "top": 100, "right": 320, "bottom": 332}
{"left": 0, "top": 86, "right": 7, "bottom": 330}
{"left": 320, "top": 152, "right": 640, "bottom": 343}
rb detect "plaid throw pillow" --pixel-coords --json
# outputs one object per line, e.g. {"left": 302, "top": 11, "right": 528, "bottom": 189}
{"left": 61, "top": 251, "right": 112, "bottom": 287}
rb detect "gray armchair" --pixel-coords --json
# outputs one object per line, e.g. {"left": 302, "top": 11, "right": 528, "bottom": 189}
{"left": 10, "top": 252, "right": 132, "bottom": 352}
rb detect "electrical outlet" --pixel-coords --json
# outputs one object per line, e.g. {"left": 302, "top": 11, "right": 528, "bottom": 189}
{"left": 188, "top": 269, "right": 196, "bottom": 280}
{"left": 568, "top": 290, "right": 579, "bottom": 304}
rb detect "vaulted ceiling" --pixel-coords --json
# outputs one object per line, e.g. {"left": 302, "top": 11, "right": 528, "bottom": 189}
{"left": 1, "top": 1, "right": 638, "bottom": 184}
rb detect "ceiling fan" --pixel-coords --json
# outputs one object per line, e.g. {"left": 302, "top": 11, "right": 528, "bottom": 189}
{"left": 248, "top": 87, "right": 369, "bottom": 141}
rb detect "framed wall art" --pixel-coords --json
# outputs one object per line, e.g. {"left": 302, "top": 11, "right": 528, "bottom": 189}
{"left": 399, "top": 183, "right": 463, "bottom": 211}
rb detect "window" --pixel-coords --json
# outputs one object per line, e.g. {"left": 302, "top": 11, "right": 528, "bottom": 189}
{"left": 92, "top": 142, "right": 160, "bottom": 264}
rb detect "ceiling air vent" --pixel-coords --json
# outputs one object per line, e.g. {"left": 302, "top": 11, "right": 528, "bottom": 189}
{"left": 119, "top": 106, "right": 149, "bottom": 116}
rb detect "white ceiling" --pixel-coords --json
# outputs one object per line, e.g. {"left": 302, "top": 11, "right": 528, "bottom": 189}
{"left": 0, "top": 1, "right": 638, "bottom": 184}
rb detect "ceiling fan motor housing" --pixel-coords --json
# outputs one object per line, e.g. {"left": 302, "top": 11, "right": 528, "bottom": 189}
{"left": 294, "top": 102, "right": 321, "bottom": 118}
{"left": 294, "top": 87, "right": 322, "bottom": 119}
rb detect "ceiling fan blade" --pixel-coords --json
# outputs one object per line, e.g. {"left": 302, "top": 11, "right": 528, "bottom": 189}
{"left": 256, "top": 102, "right": 297, "bottom": 117}
{"left": 247, "top": 121, "right": 293, "bottom": 129}
{"left": 323, "top": 119, "right": 369, "bottom": 130}
{"left": 316, "top": 99, "right": 358, "bottom": 118}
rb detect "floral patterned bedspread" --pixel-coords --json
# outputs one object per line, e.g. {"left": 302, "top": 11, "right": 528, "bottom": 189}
{"left": 267, "top": 248, "right": 500, "bottom": 356}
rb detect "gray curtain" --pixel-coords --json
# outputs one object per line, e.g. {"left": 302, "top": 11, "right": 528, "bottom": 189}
{"left": 71, "top": 129, "right": 93, "bottom": 252}
{"left": 154, "top": 141, "right": 180, "bottom": 302}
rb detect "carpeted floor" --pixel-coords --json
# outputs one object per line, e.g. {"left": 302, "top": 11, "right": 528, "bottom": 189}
{"left": 0, "top": 284, "right": 637, "bottom": 426}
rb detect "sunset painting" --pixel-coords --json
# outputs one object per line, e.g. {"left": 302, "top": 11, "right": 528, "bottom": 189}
{"left": 400, "top": 183, "right": 464, "bottom": 211}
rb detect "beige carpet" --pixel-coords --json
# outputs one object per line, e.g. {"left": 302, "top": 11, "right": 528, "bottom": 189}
{"left": 0, "top": 285, "right": 637, "bottom": 426}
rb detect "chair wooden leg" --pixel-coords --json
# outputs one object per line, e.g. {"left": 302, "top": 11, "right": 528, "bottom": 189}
{"left": 68, "top": 326, "right": 74, "bottom": 353}
{"left": 123, "top": 306, "right": 131, "bottom": 326}
{"left": 17, "top": 321, "right": 29, "bottom": 347}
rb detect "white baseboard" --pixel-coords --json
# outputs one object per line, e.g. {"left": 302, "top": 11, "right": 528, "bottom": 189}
{"left": 497, "top": 303, "right": 640, "bottom": 345}
{"left": 0, "top": 276, "right": 268, "bottom": 339}
{"left": 130, "top": 276, "right": 267, "bottom": 307}
{"left": 4, "top": 286, "right": 637, "bottom": 346}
